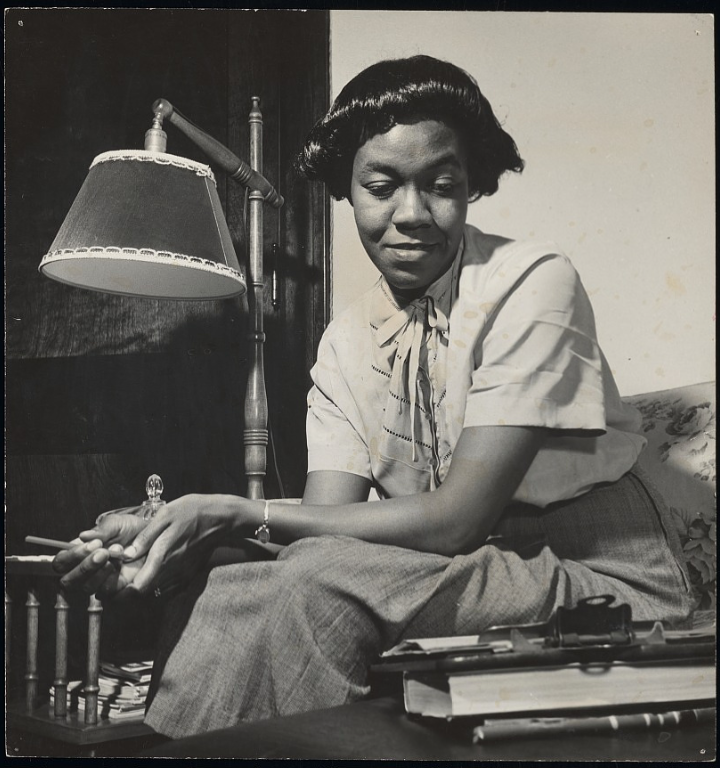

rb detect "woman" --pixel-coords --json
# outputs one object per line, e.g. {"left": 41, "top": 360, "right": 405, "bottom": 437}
{"left": 54, "top": 56, "right": 693, "bottom": 738}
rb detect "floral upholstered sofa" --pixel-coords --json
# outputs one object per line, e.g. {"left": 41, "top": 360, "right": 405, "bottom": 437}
{"left": 624, "top": 381, "right": 716, "bottom": 611}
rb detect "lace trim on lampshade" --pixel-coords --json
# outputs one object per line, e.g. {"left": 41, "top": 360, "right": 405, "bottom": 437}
{"left": 40, "top": 246, "right": 244, "bottom": 280}
{"left": 90, "top": 150, "right": 217, "bottom": 182}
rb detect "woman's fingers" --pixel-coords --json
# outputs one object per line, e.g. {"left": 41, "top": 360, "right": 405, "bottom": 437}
{"left": 122, "top": 511, "right": 172, "bottom": 563}
{"left": 78, "top": 513, "right": 146, "bottom": 546}
{"left": 95, "top": 566, "right": 134, "bottom": 601}
{"left": 57, "top": 545, "right": 141, "bottom": 599}
{"left": 118, "top": 558, "right": 146, "bottom": 590}
{"left": 58, "top": 545, "right": 112, "bottom": 591}
{"left": 52, "top": 519, "right": 155, "bottom": 597}
{"left": 126, "top": 528, "right": 175, "bottom": 594}
{"left": 53, "top": 539, "right": 103, "bottom": 575}
{"left": 78, "top": 553, "right": 118, "bottom": 595}
{"left": 108, "top": 543, "right": 125, "bottom": 559}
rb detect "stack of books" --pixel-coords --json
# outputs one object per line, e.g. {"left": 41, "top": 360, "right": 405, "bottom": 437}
{"left": 373, "top": 597, "right": 716, "bottom": 741}
{"left": 49, "top": 659, "right": 154, "bottom": 721}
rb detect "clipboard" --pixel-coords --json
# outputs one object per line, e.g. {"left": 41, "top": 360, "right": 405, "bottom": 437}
{"left": 373, "top": 595, "right": 716, "bottom": 676}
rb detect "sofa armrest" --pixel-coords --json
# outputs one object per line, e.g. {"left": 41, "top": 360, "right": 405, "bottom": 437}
{"left": 623, "top": 381, "right": 716, "bottom": 610}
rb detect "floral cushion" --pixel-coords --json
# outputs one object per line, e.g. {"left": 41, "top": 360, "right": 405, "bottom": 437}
{"left": 623, "top": 381, "right": 716, "bottom": 610}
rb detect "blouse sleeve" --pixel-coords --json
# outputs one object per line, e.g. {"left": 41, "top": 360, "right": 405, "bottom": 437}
{"left": 306, "top": 333, "right": 373, "bottom": 479}
{"left": 463, "top": 253, "right": 607, "bottom": 433}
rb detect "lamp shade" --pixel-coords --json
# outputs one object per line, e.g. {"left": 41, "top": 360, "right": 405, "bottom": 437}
{"left": 40, "top": 150, "right": 246, "bottom": 300}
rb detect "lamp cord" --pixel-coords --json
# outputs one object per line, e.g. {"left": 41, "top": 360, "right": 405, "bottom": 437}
{"left": 268, "top": 413, "right": 286, "bottom": 499}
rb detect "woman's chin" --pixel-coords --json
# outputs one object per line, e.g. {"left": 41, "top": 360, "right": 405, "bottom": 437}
{"left": 386, "top": 280, "right": 431, "bottom": 304}
{"left": 386, "top": 267, "right": 452, "bottom": 301}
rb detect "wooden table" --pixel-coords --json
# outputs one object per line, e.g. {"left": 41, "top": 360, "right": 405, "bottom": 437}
{"left": 5, "top": 557, "right": 154, "bottom": 750}
{"left": 142, "top": 694, "right": 716, "bottom": 760}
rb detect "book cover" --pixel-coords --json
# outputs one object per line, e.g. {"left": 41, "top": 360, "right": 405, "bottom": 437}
{"left": 99, "top": 659, "right": 154, "bottom": 684}
{"left": 403, "top": 659, "right": 715, "bottom": 719}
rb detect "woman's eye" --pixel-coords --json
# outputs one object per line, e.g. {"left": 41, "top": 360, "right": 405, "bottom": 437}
{"left": 431, "top": 181, "right": 456, "bottom": 196}
{"left": 365, "top": 184, "right": 395, "bottom": 199}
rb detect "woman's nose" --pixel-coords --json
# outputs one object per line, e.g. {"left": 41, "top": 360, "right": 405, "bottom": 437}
{"left": 391, "top": 189, "right": 431, "bottom": 228}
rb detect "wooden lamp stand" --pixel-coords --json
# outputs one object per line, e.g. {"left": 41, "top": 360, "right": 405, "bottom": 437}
{"left": 151, "top": 97, "right": 283, "bottom": 499}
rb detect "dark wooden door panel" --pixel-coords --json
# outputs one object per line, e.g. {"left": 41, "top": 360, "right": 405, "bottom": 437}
{"left": 6, "top": 353, "right": 246, "bottom": 457}
{"left": 5, "top": 9, "right": 330, "bottom": 555}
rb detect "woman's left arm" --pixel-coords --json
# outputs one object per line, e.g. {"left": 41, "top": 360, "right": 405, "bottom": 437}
{"left": 279, "top": 424, "right": 544, "bottom": 555}
{"left": 124, "top": 424, "right": 543, "bottom": 593}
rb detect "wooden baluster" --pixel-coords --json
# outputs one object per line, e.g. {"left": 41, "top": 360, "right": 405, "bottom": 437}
{"left": 24, "top": 586, "right": 40, "bottom": 713}
{"left": 84, "top": 595, "right": 102, "bottom": 725}
{"left": 53, "top": 588, "right": 70, "bottom": 718}
{"left": 244, "top": 96, "right": 268, "bottom": 501}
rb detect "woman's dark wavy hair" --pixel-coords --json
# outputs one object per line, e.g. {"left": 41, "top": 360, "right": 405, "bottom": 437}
{"left": 297, "top": 55, "right": 524, "bottom": 202}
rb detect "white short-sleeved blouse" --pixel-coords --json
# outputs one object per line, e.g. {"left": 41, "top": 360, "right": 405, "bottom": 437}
{"left": 307, "top": 225, "right": 646, "bottom": 507}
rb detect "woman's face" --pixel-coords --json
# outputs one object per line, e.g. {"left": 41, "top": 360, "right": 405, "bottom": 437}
{"left": 350, "top": 120, "right": 469, "bottom": 302}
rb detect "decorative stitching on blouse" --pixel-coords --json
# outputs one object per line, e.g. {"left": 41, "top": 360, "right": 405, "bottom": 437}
{"left": 379, "top": 281, "right": 402, "bottom": 310}
{"left": 372, "top": 364, "right": 392, "bottom": 379}
{"left": 382, "top": 426, "right": 434, "bottom": 450}
{"left": 389, "top": 389, "right": 428, "bottom": 413}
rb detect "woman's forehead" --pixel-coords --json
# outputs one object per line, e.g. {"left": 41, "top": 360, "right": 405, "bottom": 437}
{"left": 353, "top": 120, "right": 467, "bottom": 174}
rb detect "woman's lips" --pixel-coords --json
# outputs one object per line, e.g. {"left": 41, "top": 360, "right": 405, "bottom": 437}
{"left": 387, "top": 242, "right": 437, "bottom": 254}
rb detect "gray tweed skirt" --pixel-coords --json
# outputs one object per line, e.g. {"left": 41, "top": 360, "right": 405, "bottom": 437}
{"left": 144, "top": 467, "right": 693, "bottom": 738}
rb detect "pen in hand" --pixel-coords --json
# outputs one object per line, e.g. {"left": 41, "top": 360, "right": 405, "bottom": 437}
{"left": 25, "top": 535, "right": 124, "bottom": 559}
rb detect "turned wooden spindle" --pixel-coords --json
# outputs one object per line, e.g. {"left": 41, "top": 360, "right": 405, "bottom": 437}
{"left": 53, "top": 589, "right": 70, "bottom": 718}
{"left": 24, "top": 587, "right": 40, "bottom": 713}
{"left": 244, "top": 96, "right": 269, "bottom": 500}
{"left": 84, "top": 595, "right": 103, "bottom": 725}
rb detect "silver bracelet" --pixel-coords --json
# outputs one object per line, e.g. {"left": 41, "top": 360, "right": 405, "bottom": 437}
{"left": 255, "top": 500, "right": 271, "bottom": 544}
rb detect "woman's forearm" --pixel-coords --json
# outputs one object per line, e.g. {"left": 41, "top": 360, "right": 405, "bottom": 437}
{"left": 220, "top": 425, "right": 544, "bottom": 557}
{"left": 217, "top": 490, "right": 464, "bottom": 555}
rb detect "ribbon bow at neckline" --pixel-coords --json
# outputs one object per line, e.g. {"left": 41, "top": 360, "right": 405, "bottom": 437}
{"left": 376, "top": 296, "right": 449, "bottom": 463}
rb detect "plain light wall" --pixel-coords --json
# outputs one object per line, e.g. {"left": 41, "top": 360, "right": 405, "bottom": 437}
{"left": 329, "top": 11, "right": 715, "bottom": 396}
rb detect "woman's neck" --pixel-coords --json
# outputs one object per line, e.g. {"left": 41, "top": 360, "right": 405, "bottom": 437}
{"left": 386, "top": 284, "right": 427, "bottom": 308}
{"left": 385, "top": 258, "right": 456, "bottom": 308}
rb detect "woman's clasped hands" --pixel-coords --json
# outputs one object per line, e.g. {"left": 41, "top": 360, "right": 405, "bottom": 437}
{"left": 52, "top": 494, "right": 239, "bottom": 601}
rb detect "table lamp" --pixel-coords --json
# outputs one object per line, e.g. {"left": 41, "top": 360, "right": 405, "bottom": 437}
{"left": 39, "top": 98, "right": 283, "bottom": 499}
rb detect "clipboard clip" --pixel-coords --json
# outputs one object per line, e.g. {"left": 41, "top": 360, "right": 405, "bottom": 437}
{"left": 545, "top": 595, "right": 633, "bottom": 648}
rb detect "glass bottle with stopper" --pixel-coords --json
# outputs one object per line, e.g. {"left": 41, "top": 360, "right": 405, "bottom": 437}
{"left": 140, "top": 474, "right": 166, "bottom": 520}
{"left": 94, "top": 473, "right": 167, "bottom": 524}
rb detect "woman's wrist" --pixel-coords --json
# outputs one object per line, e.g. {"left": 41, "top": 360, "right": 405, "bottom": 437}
{"left": 210, "top": 494, "right": 264, "bottom": 540}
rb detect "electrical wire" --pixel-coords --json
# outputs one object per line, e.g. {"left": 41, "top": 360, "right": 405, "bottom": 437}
{"left": 268, "top": 412, "right": 286, "bottom": 499}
